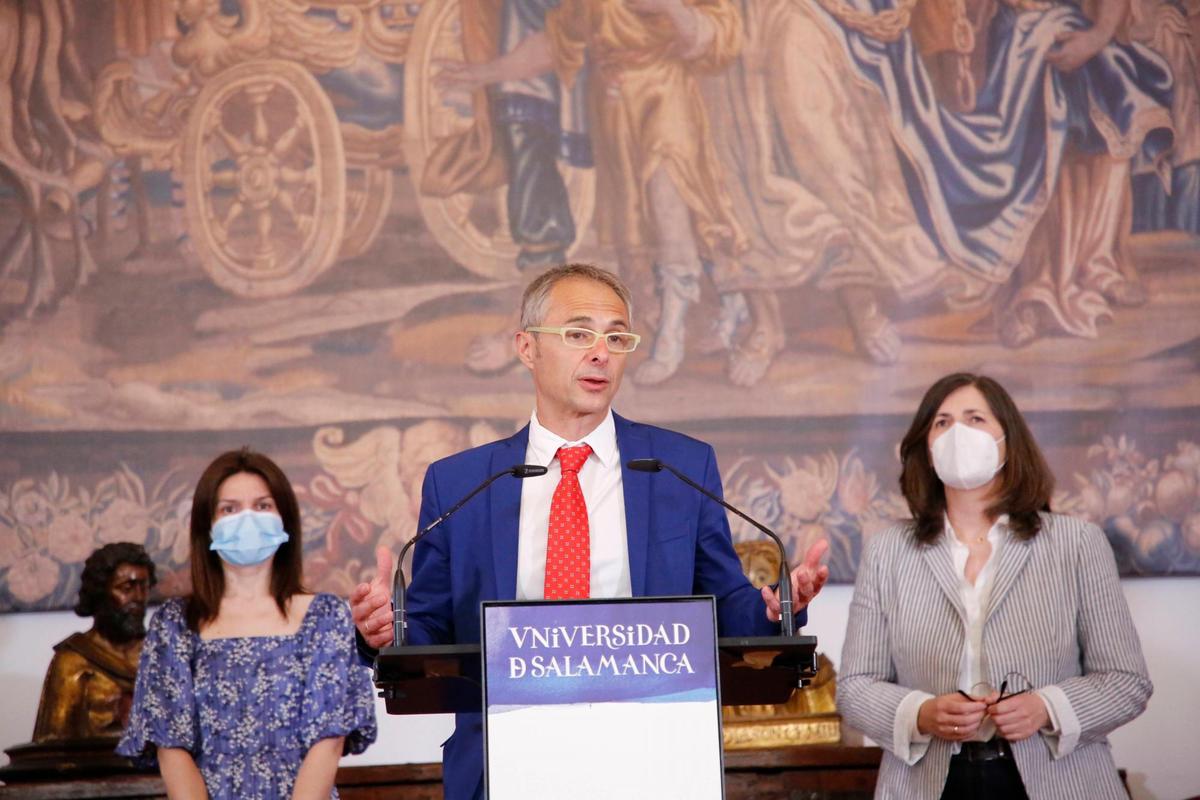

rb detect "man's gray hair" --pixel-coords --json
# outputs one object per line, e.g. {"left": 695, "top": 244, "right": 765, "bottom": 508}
{"left": 519, "top": 263, "right": 634, "bottom": 330}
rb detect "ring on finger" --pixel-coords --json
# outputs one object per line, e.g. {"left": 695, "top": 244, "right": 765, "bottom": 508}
{"left": 953, "top": 725, "right": 959, "bottom": 735}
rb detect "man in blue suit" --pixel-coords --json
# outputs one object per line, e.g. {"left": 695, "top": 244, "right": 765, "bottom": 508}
{"left": 351, "top": 263, "right": 829, "bottom": 799}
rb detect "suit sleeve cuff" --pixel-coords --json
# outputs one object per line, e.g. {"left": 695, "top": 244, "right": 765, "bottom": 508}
{"left": 1035, "top": 685, "right": 1080, "bottom": 758}
{"left": 894, "top": 690, "right": 935, "bottom": 765}
{"left": 355, "top": 629, "right": 379, "bottom": 667}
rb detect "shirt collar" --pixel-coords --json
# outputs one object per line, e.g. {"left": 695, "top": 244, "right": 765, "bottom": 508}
{"left": 528, "top": 408, "right": 619, "bottom": 469}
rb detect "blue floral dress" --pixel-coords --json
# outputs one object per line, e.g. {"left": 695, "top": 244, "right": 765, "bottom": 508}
{"left": 117, "top": 593, "right": 377, "bottom": 799}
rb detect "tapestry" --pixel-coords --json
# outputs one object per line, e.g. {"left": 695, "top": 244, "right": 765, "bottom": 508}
{"left": 2, "top": 0, "right": 1198, "bottom": 611}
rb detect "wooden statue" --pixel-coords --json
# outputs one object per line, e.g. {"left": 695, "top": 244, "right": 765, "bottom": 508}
{"left": 32, "top": 542, "right": 155, "bottom": 742}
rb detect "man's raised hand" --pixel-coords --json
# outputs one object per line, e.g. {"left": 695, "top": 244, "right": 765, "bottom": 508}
{"left": 350, "top": 546, "right": 396, "bottom": 649}
{"left": 761, "top": 538, "right": 830, "bottom": 623}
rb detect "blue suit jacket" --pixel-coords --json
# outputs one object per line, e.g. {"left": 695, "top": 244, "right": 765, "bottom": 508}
{"left": 405, "top": 413, "right": 795, "bottom": 799}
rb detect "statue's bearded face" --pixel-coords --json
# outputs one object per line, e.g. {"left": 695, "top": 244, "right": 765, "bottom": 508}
{"left": 95, "top": 563, "right": 151, "bottom": 644}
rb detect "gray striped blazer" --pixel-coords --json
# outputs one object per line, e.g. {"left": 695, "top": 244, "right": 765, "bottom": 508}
{"left": 839, "top": 513, "right": 1151, "bottom": 800}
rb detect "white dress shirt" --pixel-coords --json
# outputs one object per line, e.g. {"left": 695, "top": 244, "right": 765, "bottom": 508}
{"left": 515, "top": 409, "right": 632, "bottom": 600}
{"left": 892, "top": 515, "right": 1077, "bottom": 764}
{"left": 950, "top": 515, "right": 1006, "bottom": 742}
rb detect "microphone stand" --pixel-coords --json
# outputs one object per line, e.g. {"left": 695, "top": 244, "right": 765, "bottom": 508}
{"left": 626, "top": 458, "right": 798, "bottom": 637}
{"left": 392, "top": 464, "right": 547, "bottom": 647}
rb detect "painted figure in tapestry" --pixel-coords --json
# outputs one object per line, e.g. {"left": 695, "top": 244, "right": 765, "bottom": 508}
{"left": 437, "top": 0, "right": 771, "bottom": 386}
{"left": 1129, "top": 0, "right": 1200, "bottom": 236}
{"left": 701, "top": 0, "right": 1181, "bottom": 381}
{"left": 0, "top": 0, "right": 109, "bottom": 324}
{"left": 427, "top": 0, "right": 591, "bottom": 374}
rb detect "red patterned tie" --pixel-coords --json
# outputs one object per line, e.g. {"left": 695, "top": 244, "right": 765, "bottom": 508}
{"left": 544, "top": 444, "right": 593, "bottom": 600}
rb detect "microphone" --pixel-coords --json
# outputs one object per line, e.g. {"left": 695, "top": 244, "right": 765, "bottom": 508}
{"left": 626, "top": 457, "right": 798, "bottom": 637}
{"left": 391, "top": 463, "right": 548, "bottom": 646}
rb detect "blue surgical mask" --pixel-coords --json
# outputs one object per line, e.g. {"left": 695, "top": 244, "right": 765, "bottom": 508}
{"left": 209, "top": 510, "right": 290, "bottom": 566}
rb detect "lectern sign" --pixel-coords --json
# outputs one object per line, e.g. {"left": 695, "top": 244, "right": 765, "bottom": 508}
{"left": 482, "top": 596, "right": 724, "bottom": 800}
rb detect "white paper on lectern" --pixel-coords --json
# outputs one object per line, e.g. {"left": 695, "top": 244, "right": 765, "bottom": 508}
{"left": 482, "top": 597, "right": 724, "bottom": 800}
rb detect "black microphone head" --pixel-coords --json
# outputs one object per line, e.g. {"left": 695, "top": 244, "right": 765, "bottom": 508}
{"left": 626, "top": 458, "right": 663, "bottom": 473}
{"left": 511, "top": 464, "right": 549, "bottom": 478}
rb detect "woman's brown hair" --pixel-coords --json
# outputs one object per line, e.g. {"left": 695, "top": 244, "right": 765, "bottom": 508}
{"left": 185, "top": 448, "right": 305, "bottom": 632}
{"left": 899, "top": 373, "right": 1054, "bottom": 544}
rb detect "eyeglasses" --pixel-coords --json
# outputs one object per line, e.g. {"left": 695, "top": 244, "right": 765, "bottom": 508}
{"left": 525, "top": 326, "right": 642, "bottom": 353}
{"left": 965, "top": 671, "right": 1033, "bottom": 704}
{"left": 995, "top": 672, "right": 1032, "bottom": 701}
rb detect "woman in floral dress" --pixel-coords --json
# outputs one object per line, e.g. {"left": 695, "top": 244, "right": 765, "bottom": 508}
{"left": 118, "top": 448, "right": 376, "bottom": 799}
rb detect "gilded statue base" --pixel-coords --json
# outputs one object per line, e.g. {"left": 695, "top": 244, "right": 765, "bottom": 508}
{"left": 721, "top": 652, "right": 842, "bottom": 749}
{"left": 721, "top": 541, "right": 845, "bottom": 750}
{"left": 724, "top": 713, "right": 842, "bottom": 749}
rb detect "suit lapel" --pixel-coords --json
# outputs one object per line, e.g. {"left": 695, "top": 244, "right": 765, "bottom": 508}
{"left": 615, "top": 413, "right": 650, "bottom": 596}
{"left": 984, "top": 531, "right": 1032, "bottom": 621}
{"left": 922, "top": 534, "right": 968, "bottom": 628}
{"left": 489, "top": 426, "right": 530, "bottom": 601}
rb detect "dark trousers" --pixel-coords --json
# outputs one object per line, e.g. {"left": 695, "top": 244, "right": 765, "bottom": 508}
{"left": 940, "top": 744, "right": 1029, "bottom": 800}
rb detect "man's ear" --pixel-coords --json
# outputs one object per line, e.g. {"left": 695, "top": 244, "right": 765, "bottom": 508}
{"left": 515, "top": 330, "right": 536, "bottom": 370}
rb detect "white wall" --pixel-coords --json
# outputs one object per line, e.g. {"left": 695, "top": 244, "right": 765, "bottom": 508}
{"left": 2, "top": 579, "right": 1198, "bottom": 798}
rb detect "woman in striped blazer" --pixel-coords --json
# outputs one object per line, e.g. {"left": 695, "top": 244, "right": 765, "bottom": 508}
{"left": 840, "top": 373, "right": 1151, "bottom": 800}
